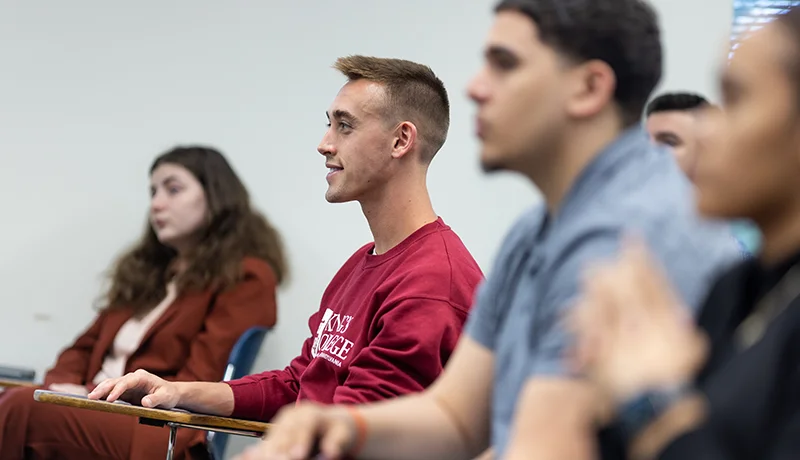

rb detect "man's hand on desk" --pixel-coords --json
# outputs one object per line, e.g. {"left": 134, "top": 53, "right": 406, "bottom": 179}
{"left": 88, "top": 369, "right": 180, "bottom": 409}
{"left": 234, "top": 402, "right": 358, "bottom": 460}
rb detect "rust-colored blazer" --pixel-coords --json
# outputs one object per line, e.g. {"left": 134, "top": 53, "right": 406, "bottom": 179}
{"left": 42, "top": 257, "right": 277, "bottom": 459}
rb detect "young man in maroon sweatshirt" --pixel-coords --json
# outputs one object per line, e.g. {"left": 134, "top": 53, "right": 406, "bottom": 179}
{"left": 88, "top": 55, "right": 484, "bottom": 438}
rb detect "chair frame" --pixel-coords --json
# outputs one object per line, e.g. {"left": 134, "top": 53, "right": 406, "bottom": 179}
{"left": 205, "top": 326, "right": 270, "bottom": 460}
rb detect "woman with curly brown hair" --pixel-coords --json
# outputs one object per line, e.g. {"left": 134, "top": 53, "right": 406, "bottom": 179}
{"left": 0, "top": 145, "right": 287, "bottom": 460}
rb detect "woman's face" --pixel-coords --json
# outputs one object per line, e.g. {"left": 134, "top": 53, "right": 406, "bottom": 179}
{"left": 694, "top": 22, "right": 800, "bottom": 226}
{"left": 149, "top": 163, "right": 208, "bottom": 252}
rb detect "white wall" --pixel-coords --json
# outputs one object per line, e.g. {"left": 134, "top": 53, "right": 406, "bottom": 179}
{"left": 0, "top": 1, "right": 530, "bottom": 455}
{"left": 651, "top": 0, "right": 734, "bottom": 102}
{"left": 0, "top": 0, "right": 731, "bottom": 457}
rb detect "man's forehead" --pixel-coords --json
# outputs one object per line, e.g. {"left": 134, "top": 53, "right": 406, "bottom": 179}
{"left": 328, "top": 80, "right": 386, "bottom": 117}
{"left": 648, "top": 110, "right": 695, "bottom": 123}
{"left": 485, "top": 10, "right": 540, "bottom": 53}
{"left": 647, "top": 111, "right": 696, "bottom": 134}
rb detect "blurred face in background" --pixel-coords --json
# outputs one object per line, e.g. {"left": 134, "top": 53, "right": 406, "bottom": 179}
{"left": 693, "top": 23, "right": 800, "bottom": 232}
{"left": 468, "top": 10, "right": 574, "bottom": 175}
{"left": 149, "top": 163, "right": 208, "bottom": 252}
{"left": 646, "top": 109, "right": 701, "bottom": 180}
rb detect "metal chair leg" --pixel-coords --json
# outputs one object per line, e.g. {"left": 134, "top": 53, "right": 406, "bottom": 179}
{"left": 166, "top": 423, "right": 178, "bottom": 460}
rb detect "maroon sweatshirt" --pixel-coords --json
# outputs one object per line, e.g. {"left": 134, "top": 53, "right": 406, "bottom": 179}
{"left": 227, "top": 218, "right": 483, "bottom": 421}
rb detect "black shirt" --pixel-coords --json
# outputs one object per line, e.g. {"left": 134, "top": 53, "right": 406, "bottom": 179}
{"left": 658, "top": 251, "right": 800, "bottom": 459}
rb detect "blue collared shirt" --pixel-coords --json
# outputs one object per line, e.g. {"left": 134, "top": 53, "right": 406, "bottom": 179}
{"left": 465, "top": 127, "right": 741, "bottom": 456}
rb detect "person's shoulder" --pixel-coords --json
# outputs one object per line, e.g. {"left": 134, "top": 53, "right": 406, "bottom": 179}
{"left": 598, "top": 183, "right": 740, "bottom": 307}
{"left": 403, "top": 211, "right": 545, "bottom": 281}
{"left": 620, "top": 184, "right": 740, "bottom": 270}
{"left": 241, "top": 257, "right": 279, "bottom": 286}
{"left": 377, "top": 224, "right": 483, "bottom": 311}
{"left": 591, "top": 157, "right": 737, "bottom": 256}
{"left": 603, "top": 184, "right": 739, "bottom": 282}
{"left": 409, "top": 220, "right": 480, "bottom": 265}
{"left": 555, "top": 157, "right": 740, "bottom": 299}
{"left": 394, "top": 228, "right": 482, "bottom": 282}
{"left": 490, "top": 205, "right": 548, "bottom": 261}
{"left": 507, "top": 204, "right": 547, "bottom": 238}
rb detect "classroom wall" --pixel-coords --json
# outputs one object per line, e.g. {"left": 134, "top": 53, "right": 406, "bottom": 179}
{"left": 0, "top": 0, "right": 528, "bottom": 393}
{"left": 0, "top": 0, "right": 732, "bottom": 457}
{"left": 653, "top": 0, "right": 734, "bottom": 101}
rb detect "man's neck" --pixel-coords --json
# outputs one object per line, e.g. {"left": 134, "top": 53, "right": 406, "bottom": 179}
{"left": 757, "top": 199, "right": 800, "bottom": 265}
{"left": 523, "top": 118, "right": 624, "bottom": 215}
{"left": 360, "top": 175, "right": 437, "bottom": 255}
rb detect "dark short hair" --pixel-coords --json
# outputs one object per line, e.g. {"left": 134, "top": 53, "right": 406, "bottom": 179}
{"left": 495, "top": 0, "right": 662, "bottom": 126}
{"left": 645, "top": 92, "right": 711, "bottom": 117}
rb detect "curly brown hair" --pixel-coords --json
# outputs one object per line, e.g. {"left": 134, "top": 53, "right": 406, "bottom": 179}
{"left": 100, "top": 146, "right": 288, "bottom": 314}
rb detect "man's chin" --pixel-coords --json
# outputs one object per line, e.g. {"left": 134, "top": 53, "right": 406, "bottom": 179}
{"left": 695, "top": 192, "right": 739, "bottom": 222}
{"left": 479, "top": 151, "right": 509, "bottom": 174}
{"left": 324, "top": 191, "right": 349, "bottom": 204}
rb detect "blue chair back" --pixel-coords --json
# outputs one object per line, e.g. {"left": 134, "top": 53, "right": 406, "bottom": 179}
{"left": 207, "top": 326, "right": 269, "bottom": 459}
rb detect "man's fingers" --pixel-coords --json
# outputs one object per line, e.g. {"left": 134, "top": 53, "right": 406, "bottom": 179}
{"left": 109, "top": 373, "right": 151, "bottom": 403}
{"left": 622, "top": 235, "right": 682, "bottom": 315}
{"left": 87, "top": 378, "right": 117, "bottom": 400}
{"left": 567, "top": 298, "right": 600, "bottom": 373}
{"left": 249, "top": 404, "right": 356, "bottom": 460}
{"left": 284, "top": 422, "right": 316, "bottom": 460}
{"left": 261, "top": 405, "right": 325, "bottom": 460}
{"left": 105, "top": 379, "right": 134, "bottom": 403}
{"left": 573, "top": 264, "right": 622, "bottom": 374}
{"left": 319, "top": 418, "right": 355, "bottom": 459}
{"left": 141, "top": 387, "right": 166, "bottom": 408}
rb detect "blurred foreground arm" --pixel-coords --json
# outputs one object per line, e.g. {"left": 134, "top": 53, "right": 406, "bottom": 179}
{"left": 236, "top": 336, "right": 495, "bottom": 460}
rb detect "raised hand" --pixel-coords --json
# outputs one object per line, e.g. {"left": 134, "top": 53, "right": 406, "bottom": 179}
{"left": 87, "top": 369, "right": 180, "bottom": 409}
{"left": 234, "top": 402, "right": 359, "bottom": 460}
{"left": 570, "top": 238, "right": 709, "bottom": 404}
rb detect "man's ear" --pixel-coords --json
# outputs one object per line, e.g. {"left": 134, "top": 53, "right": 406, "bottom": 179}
{"left": 565, "top": 60, "right": 617, "bottom": 120}
{"left": 392, "top": 121, "right": 418, "bottom": 159}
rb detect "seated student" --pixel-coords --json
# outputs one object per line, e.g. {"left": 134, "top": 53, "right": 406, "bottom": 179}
{"left": 558, "top": 7, "right": 800, "bottom": 460}
{"left": 645, "top": 92, "right": 709, "bottom": 180}
{"left": 89, "top": 56, "right": 484, "bottom": 425}
{"left": 205, "top": 2, "right": 741, "bottom": 460}
{"left": 0, "top": 145, "right": 287, "bottom": 460}
{"left": 645, "top": 91, "right": 762, "bottom": 256}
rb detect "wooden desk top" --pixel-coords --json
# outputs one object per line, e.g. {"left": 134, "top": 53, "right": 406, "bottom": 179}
{"left": 34, "top": 389, "right": 270, "bottom": 434}
{"left": 0, "top": 378, "right": 37, "bottom": 388}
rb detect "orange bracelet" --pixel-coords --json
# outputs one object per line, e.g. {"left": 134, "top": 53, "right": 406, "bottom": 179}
{"left": 345, "top": 406, "right": 368, "bottom": 457}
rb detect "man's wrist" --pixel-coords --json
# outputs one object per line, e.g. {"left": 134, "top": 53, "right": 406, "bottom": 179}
{"left": 344, "top": 406, "right": 368, "bottom": 457}
{"left": 173, "top": 381, "right": 200, "bottom": 410}
{"left": 173, "top": 381, "right": 187, "bottom": 405}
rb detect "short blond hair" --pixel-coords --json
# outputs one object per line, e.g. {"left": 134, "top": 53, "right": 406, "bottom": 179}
{"left": 334, "top": 55, "right": 450, "bottom": 163}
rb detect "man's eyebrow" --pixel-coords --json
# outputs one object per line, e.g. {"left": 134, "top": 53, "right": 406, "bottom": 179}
{"left": 332, "top": 109, "right": 357, "bottom": 121}
{"left": 654, "top": 131, "right": 681, "bottom": 143}
{"left": 485, "top": 44, "right": 518, "bottom": 62}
